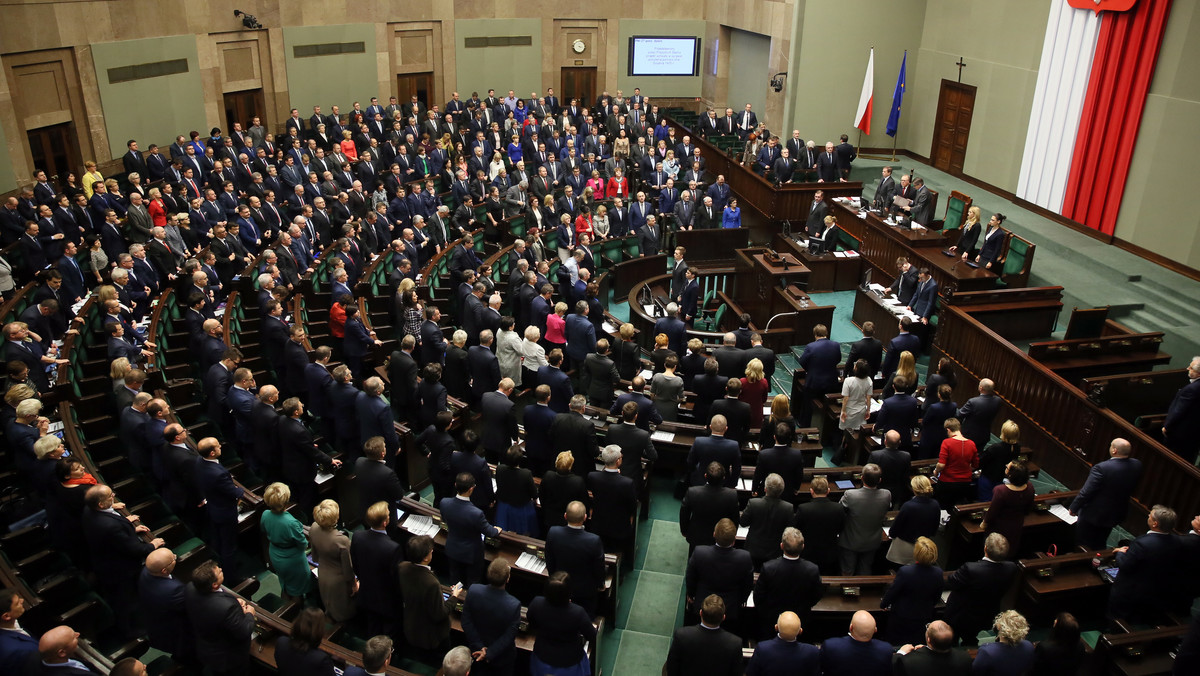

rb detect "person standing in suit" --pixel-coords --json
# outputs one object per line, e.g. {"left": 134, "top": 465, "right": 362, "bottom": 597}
{"left": 351, "top": 502, "right": 403, "bottom": 637}
{"left": 387, "top": 335, "right": 419, "bottom": 423}
{"left": 664, "top": 594, "right": 744, "bottom": 676}
{"left": 637, "top": 213, "right": 660, "bottom": 256}
{"left": 461, "top": 558, "right": 522, "bottom": 676}
{"left": 873, "top": 166, "right": 897, "bottom": 210}
{"left": 441, "top": 473, "right": 502, "bottom": 585}
{"left": 356, "top": 377, "right": 399, "bottom": 465}
{"left": 194, "top": 437, "right": 243, "bottom": 578}
{"left": 710, "top": 382, "right": 752, "bottom": 445}
{"left": 902, "top": 177, "right": 934, "bottom": 225}
{"left": 754, "top": 425, "right": 808, "bottom": 501}
{"left": 909, "top": 268, "right": 939, "bottom": 330}
{"left": 82, "top": 484, "right": 164, "bottom": 637}
{"left": 742, "top": 474, "right": 797, "bottom": 570}
{"left": 353, "top": 437, "right": 405, "bottom": 527}
{"left": 681, "top": 462, "right": 740, "bottom": 552}
{"left": 1107, "top": 504, "right": 1181, "bottom": 622}
{"left": 685, "top": 518, "right": 754, "bottom": 627}
{"left": 974, "top": 213, "right": 1007, "bottom": 270}
{"left": 397, "top": 535, "right": 455, "bottom": 659}
{"left": 820, "top": 610, "right": 893, "bottom": 676}
{"left": 545, "top": 501, "right": 606, "bottom": 618}
{"left": 137, "top": 549, "right": 195, "bottom": 664}
{"left": 956, "top": 378, "right": 1001, "bottom": 454}
{"left": 804, "top": 190, "right": 828, "bottom": 237}
{"left": 881, "top": 317, "right": 922, "bottom": 381}
{"left": 278, "top": 397, "right": 340, "bottom": 516}
{"left": 31, "top": 625, "right": 96, "bottom": 676}
{"left": 892, "top": 620, "right": 973, "bottom": 676}
{"left": 526, "top": 571, "right": 597, "bottom": 676}
{"left": 184, "top": 561, "right": 256, "bottom": 676}
{"left": 752, "top": 527, "right": 823, "bottom": 641}
{"left": 1163, "top": 356, "right": 1200, "bottom": 462}
{"left": 580, "top": 339, "right": 621, "bottom": 408}
{"left": 307, "top": 500, "right": 357, "bottom": 623}
{"left": 944, "top": 533, "right": 1019, "bottom": 645}
{"left": 839, "top": 464, "right": 892, "bottom": 575}
{"left": 605, "top": 400, "right": 658, "bottom": 492}
{"left": 0, "top": 589, "right": 39, "bottom": 674}
{"left": 587, "top": 446, "right": 637, "bottom": 554}
{"left": 551, "top": 395, "right": 599, "bottom": 476}
{"left": 881, "top": 536, "right": 945, "bottom": 645}
{"left": 685, "top": 415, "right": 741, "bottom": 487}
{"left": 746, "top": 612, "right": 820, "bottom": 676}
{"left": 797, "top": 324, "right": 840, "bottom": 426}
{"left": 874, "top": 378, "right": 920, "bottom": 449}
{"left": 816, "top": 142, "right": 841, "bottom": 183}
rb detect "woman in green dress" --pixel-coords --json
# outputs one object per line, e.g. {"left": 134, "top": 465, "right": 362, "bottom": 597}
{"left": 261, "top": 482, "right": 313, "bottom": 601}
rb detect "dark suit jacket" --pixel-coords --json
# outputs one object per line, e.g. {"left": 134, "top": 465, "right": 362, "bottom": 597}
{"left": 540, "top": 470, "right": 590, "bottom": 529}
{"left": 479, "top": 390, "right": 518, "bottom": 454}
{"left": 709, "top": 398, "right": 752, "bottom": 445}
{"left": 539, "top": 365, "right": 574, "bottom": 413}
{"left": 740, "top": 496, "right": 795, "bottom": 561}
{"left": 892, "top": 266, "right": 920, "bottom": 305}
{"left": 1164, "top": 378, "right": 1200, "bottom": 455}
{"left": 799, "top": 338, "right": 841, "bottom": 393}
{"left": 943, "top": 558, "right": 1020, "bottom": 636}
{"left": 867, "top": 448, "right": 912, "bottom": 505}
{"left": 977, "top": 227, "right": 1005, "bottom": 265}
{"left": 882, "top": 332, "right": 922, "bottom": 380}
{"left": 844, "top": 337, "right": 884, "bottom": 377}
{"left": 754, "top": 445, "right": 807, "bottom": 499}
{"left": 397, "top": 561, "right": 451, "bottom": 649}
{"left": 686, "top": 434, "right": 741, "bottom": 487}
{"left": 550, "top": 411, "right": 599, "bottom": 476}
{"left": 451, "top": 451, "right": 495, "bottom": 511}
{"left": 875, "top": 394, "right": 921, "bottom": 447}
{"left": 754, "top": 555, "right": 823, "bottom": 623}
{"left": 353, "top": 458, "right": 405, "bottom": 523}
{"left": 580, "top": 352, "right": 620, "bottom": 406}
{"left": 350, "top": 528, "right": 402, "bottom": 616}
{"left": 680, "top": 484, "right": 739, "bottom": 546}
{"left": 278, "top": 416, "right": 330, "bottom": 484}
{"left": 138, "top": 570, "right": 194, "bottom": 658}
{"left": 955, "top": 393, "right": 1001, "bottom": 452}
{"left": 274, "top": 636, "right": 335, "bottom": 676}
{"left": 195, "top": 458, "right": 243, "bottom": 523}
{"left": 1109, "top": 531, "right": 1181, "bottom": 621}
{"left": 387, "top": 349, "right": 419, "bottom": 411}
{"left": 356, "top": 392, "right": 400, "bottom": 455}
{"left": 0, "top": 626, "right": 38, "bottom": 675}
{"left": 523, "top": 403, "right": 558, "bottom": 469}
{"left": 440, "top": 496, "right": 500, "bottom": 563}
{"left": 461, "top": 583, "right": 521, "bottom": 666}
{"left": 793, "top": 497, "right": 846, "bottom": 573}
{"left": 820, "top": 636, "right": 894, "bottom": 676}
{"left": 587, "top": 470, "right": 636, "bottom": 539}
{"left": 894, "top": 646, "right": 973, "bottom": 676}
{"left": 746, "top": 637, "right": 821, "bottom": 676}
{"left": 664, "top": 624, "right": 744, "bottom": 676}
{"left": 545, "top": 525, "right": 607, "bottom": 608}
{"left": 468, "top": 346, "right": 501, "bottom": 403}
{"left": 685, "top": 544, "right": 754, "bottom": 618}
{"left": 605, "top": 422, "right": 657, "bottom": 485}
{"left": 82, "top": 508, "right": 155, "bottom": 581}
{"left": 184, "top": 585, "right": 256, "bottom": 673}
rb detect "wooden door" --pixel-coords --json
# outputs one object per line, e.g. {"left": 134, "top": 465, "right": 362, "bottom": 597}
{"left": 561, "top": 67, "right": 597, "bottom": 107}
{"left": 931, "top": 80, "right": 976, "bottom": 174}
{"left": 27, "top": 123, "right": 80, "bottom": 184}
{"left": 223, "top": 89, "right": 266, "bottom": 133}
{"left": 397, "top": 72, "right": 433, "bottom": 111}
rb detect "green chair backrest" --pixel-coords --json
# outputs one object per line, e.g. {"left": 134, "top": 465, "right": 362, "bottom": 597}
{"left": 1002, "top": 234, "right": 1030, "bottom": 279}
{"left": 943, "top": 196, "right": 967, "bottom": 232}
{"left": 711, "top": 303, "right": 727, "bottom": 330}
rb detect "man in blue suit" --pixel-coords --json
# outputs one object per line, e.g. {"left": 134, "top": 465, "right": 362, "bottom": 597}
{"left": 685, "top": 415, "right": 741, "bottom": 487}
{"left": 523, "top": 385, "right": 559, "bottom": 476}
{"left": 797, "top": 324, "right": 841, "bottom": 426}
{"left": 1163, "top": 356, "right": 1200, "bottom": 462}
{"left": 194, "top": 437, "right": 244, "bottom": 578}
{"left": 873, "top": 378, "right": 921, "bottom": 448}
{"left": 0, "top": 589, "right": 39, "bottom": 675}
{"left": 881, "top": 316, "right": 922, "bottom": 380}
{"left": 440, "top": 473, "right": 502, "bottom": 586}
{"left": 356, "top": 377, "right": 400, "bottom": 464}
{"left": 138, "top": 548, "right": 195, "bottom": 663}
{"left": 1069, "top": 437, "right": 1144, "bottom": 550}
{"left": 538, "top": 349, "right": 574, "bottom": 414}
{"left": 609, "top": 376, "right": 662, "bottom": 430}
{"left": 564, "top": 301, "right": 596, "bottom": 372}
{"left": 654, "top": 302, "right": 688, "bottom": 356}
{"left": 909, "top": 268, "right": 939, "bottom": 323}
{"left": 344, "top": 636, "right": 396, "bottom": 676}
{"left": 819, "top": 610, "right": 894, "bottom": 676}
{"left": 1108, "top": 505, "right": 1182, "bottom": 622}
{"left": 351, "top": 503, "right": 403, "bottom": 638}
{"left": 679, "top": 268, "right": 700, "bottom": 324}
{"left": 461, "top": 558, "right": 521, "bottom": 675}
{"left": 744, "top": 611, "right": 820, "bottom": 676}
{"left": 226, "top": 368, "right": 257, "bottom": 457}
{"left": 545, "top": 501, "right": 607, "bottom": 618}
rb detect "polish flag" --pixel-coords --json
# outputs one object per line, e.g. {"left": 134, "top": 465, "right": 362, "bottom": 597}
{"left": 854, "top": 48, "right": 874, "bottom": 135}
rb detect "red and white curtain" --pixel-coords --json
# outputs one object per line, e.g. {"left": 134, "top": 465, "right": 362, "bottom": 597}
{"left": 1017, "top": 0, "right": 1173, "bottom": 236}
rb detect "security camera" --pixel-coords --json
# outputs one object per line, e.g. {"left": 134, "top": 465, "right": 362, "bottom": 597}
{"left": 234, "top": 10, "right": 262, "bottom": 30}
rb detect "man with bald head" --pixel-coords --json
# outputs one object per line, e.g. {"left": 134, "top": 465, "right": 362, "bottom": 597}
{"left": 745, "top": 611, "right": 820, "bottom": 676}
{"left": 1069, "top": 437, "right": 1143, "bottom": 550}
{"left": 819, "top": 610, "right": 893, "bottom": 675}
{"left": 138, "top": 548, "right": 194, "bottom": 662}
{"left": 36, "top": 625, "right": 91, "bottom": 674}
{"left": 544, "top": 500, "right": 606, "bottom": 618}
{"left": 955, "top": 378, "right": 1000, "bottom": 453}
{"left": 83, "top": 484, "right": 164, "bottom": 637}
{"left": 893, "top": 620, "right": 972, "bottom": 676}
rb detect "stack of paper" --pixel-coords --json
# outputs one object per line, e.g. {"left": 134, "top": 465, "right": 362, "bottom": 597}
{"left": 844, "top": 251, "right": 861, "bottom": 258}
{"left": 650, "top": 430, "right": 675, "bottom": 443}
{"left": 602, "top": 321, "right": 616, "bottom": 333}
{"left": 642, "top": 304, "right": 656, "bottom": 315}
{"left": 639, "top": 369, "right": 654, "bottom": 381}
{"left": 833, "top": 251, "right": 848, "bottom": 258}
{"left": 738, "top": 478, "right": 753, "bottom": 491}
{"left": 736, "top": 525, "right": 749, "bottom": 539}
{"left": 868, "top": 283, "right": 887, "bottom": 294}
{"left": 869, "top": 399, "right": 883, "bottom": 414}
{"left": 405, "top": 514, "right": 440, "bottom": 536}
{"left": 1048, "top": 505, "right": 1078, "bottom": 524}
{"left": 516, "top": 552, "right": 548, "bottom": 574}
{"left": 314, "top": 470, "right": 335, "bottom": 485}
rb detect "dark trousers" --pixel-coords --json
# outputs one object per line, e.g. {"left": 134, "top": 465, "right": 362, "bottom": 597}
{"left": 1076, "top": 519, "right": 1114, "bottom": 551}
{"left": 448, "top": 555, "right": 484, "bottom": 587}
{"left": 935, "top": 480, "right": 975, "bottom": 511}
{"left": 361, "top": 608, "right": 399, "bottom": 640}
{"left": 209, "top": 517, "right": 239, "bottom": 579}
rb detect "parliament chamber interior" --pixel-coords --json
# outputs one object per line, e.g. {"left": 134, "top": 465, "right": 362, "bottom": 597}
{"left": 2, "top": 1, "right": 1200, "bottom": 675}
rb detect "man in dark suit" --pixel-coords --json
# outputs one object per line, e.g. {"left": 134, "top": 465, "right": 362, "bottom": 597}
{"left": 816, "top": 142, "right": 841, "bottom": 183}
{"left": 692, "top": 358, "right": 729, "bottom": 424}
{"left": 906, "top": 177, "right": 935, "bottom": 225}
{"left": 397, "top": 535, "right": 453, "bottom": 656}
{"left": 909, "top": 268, "right": 939, "bottom": 327}
{"left": 710, "top": 382, "right": 752, "bottom": 445}
{"left": 0, "top": 589, "right": 39, "bottom": 674}
{"left": 184, "top": 561, "right": 256, "bottom": 676}
{"left": 351, "top": 502, "right": 403, "bottom": 638}
{"left": 881, "top": 317, "right": 922, "bottom": 380}
{"left": 804, "top": 190, "right": 828, "bottom": 237}
{"left": 874, "top": 166, "right": 897, "bottom": 209}
{"left": 82, "top": 484, "right": 163, "bottom": 637}
{"left": 545, "top": 501, "right": 607, "bottom": 618}
{"left": 867, "top": 431, "right": 912, "bottom": 506}
{"left": 664, "top": 594, "right": 744, "bottom": 676}
{"left": 686, "top": 415, "right": 741, "bottom": 487}
{"left": 387, "top": 335, "right": 419, "bottom": 423}
{"left": 713, "top": 332, "right": 746, "bottom": 379}
{"left": 637, "top": 214, "right": 660, "bottom": 257}
{"left": 523, "top": 385, "right": 559, "bottom": 476}
{"left": 797, "top": 324, "right": 841, "bottom": 426}
{"left": 874, "top": 381, "right": 921, "bottom": 449}
{"left": 1069, "top": 437, "right": 1144, "bottom": 550}
{"left": 356, "top": 377, "right": 400, "bottom": 465}
{"left": 844, "top": 321, "right": 884, "bottom": 378}
{"left": 1163, "top": 356, "right": 1200, "bottom": 462}
{"left": 419, "top": 306, "right": 447, "bottom": 365}
{"left": 1108, "top": 505, "right": 1182, "bottom": 623}
{"left": 793, "top": 477, "right": 845, "bottom": 575}
{"left": 653, "top": 303, "right": 687, "bottom": 357}
{"left": 741, "top": 474, "right": 796, "bottom": 570}
{"left": 440, "top": 473, "right": 502, "bottom": 585}
{"left": 587, "top": 446, "right": 637, "bottom": 554}
{"left": 354, "top": 437, "right": 406, "bottom": 529}
{"left": 278, "top": 397, "right": 340, "bottom": 515}
{"left": 885, "top": 256, "right": 920, "bottom": 305}
{"left": 138, "top": 548, "right": 195, "bottom": 663}
{"left": 745, "top": 611, "right": 821, "bottom": 675}
{"left": 479, "top": 378, "right": 519, "bottom": 461}
{"left": 605, "top": 400, "right": 658, "bottom": 491}
{"left": 955, "top": 378, "right": 1000, "bottom": 453}
{"left": 580, "top": 339, "right": 621, "bottom": 408}
{"left": 538, "top": 350, "right": 574, "bottom": 413}
{"left": 685, "top": 518, "right": 754, "bottom": 624}
{"left": 754, "top": 425, "right": 808, "bottom": 500}
{"left": 194, "top": 438, "right": 243, "bottom": 578}
{"left": 892, "top": 620, "right": 973, "bottom": 676}
{"left": 468, "top": 332, "right": 502, "bottom": 405}
{"left": 753, "top": 527, "right": 824, "bottom": 640}
{"left": 820, "top": 611, "right": 893, "bottom": 675}
{"left": 681, "top": 462, "right": 740, "bottom": 550}
{"left": 609, "top": 376, "right": 662, "bottom": 430}
{"left": 461, "top": 559, "right": 522, "bottom": 676}
{"left": 944, "top": 533, "right": 1019, "bottom": 645}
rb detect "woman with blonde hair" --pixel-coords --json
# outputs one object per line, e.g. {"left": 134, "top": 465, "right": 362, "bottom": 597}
{"left": 882, "top": 350, "right": 918, "bottom": 398}
{"left": 83, "top": 161, "right": 104, "bottom": 198}
{"left": 949, "top": 205, "right": 983, "bottom": 260}
{"left": 308, "top": 498, "right": 357, "bottom": 621}
{"left": 94, "top": 284, "right": 119, "bottom": 305}
{"left": 886, "top": 475, "right": 940, "bottom": 566}
{"left": 109, "top": 357, "right": 132, "bottom": 389}
{"left": 614, "top": 323, "right": 641, "bottom": 380}
{"left": 340, "top": 129, "right": 358, "bottom": 161}
{"left": 880, "top": 535, "right": 944, "bottom": 645}
{"left": 261, "top": 482, "right": 314, "bottom": 602}
{"left": 147, "top": 187, "right": 167, "bottom": 228}
{"left": 759, "top": 394, "right": 796, "bottom": 448}
{"left": 592, "top": 204, "right": 610, "bottom": 240}
{"left": 977, "top": 420, "right": 1021, "bottom": 500}
{"left": 974, "top": 610, "right": 1034, "bottom": 675}
{"left": 546, "top": 302, "right": 568, "bottom": 352}
{"left": 739, "top": 358, "right": 770, "bottom": 429}
{"left": 489, "top": 151, "right": 506, "bottom": 180}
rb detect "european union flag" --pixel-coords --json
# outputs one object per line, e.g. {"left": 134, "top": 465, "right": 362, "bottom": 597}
{"left": 886, "top": 51, "right": 907, "bottom": 138}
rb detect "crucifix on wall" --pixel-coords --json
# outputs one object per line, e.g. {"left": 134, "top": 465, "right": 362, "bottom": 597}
{"left": 956, "top": 57, "right": 967, "bottom": 82}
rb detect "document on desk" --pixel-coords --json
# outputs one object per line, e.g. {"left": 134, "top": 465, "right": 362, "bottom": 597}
{"left": 405, "top": 514, "right": 439, "bottom": 537}
{"left": 650, "top": 430, "right": 675, "bottom": 443}
{"left": 516, "top": 552, "right": 548, "bottom": 575}
{"left": 870, "top": 399, "right": 883, "bottom": 414}
{"left": 869, "top": 283, "right": 887, "bottom": 294}
{"left": 643, "top": 304, "right": 656, "bottom": 315}
{"left": 602, "top": 321, "right": 616, "bottom": 334}
{"left": 314, "top": 470, "right": 335, "bottom": 485}
{"left": 737, "top": 525, "right": 749, "bottom": 539}
{"left": 738, "top": 478, "right": 753, "bottom": 491}
{"left": 639, "top": 369, "right": 654, "bottom": 381}
{"left": 1048, "top": 505, "right": 1078, "bottom": 524}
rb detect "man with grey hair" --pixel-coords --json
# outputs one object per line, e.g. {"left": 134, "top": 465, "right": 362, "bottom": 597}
{"left": 550, "top": 393, "right": 597, "bottom": 474}
{"left": 146, "top": 226, "right": 181, "bottom": 279}
{"left": 1163, "top": 355, "right": 1200, "bottom": 461}
{"left": 944, "top": 532, "right": 1018, "bottom": 645}
{"left": 356, "top": 376, "right": 400, "bottom": 465}
{"left": 741, "top": 473, "right": 795, "bottom": 570}
{"left": 1108, "top": 504, "right": 1182, "bottom": 622}
{"left": 441, "top": 645, "right": 472, "bottom": 676}
{"left": 587, "top": 444, "right": 637, "bottom": 553}
{"left": 504, "top": 180, "right": 528, "bottom": 218}
{"left": 753, "top": 526, "right": 823, "bottom": 639}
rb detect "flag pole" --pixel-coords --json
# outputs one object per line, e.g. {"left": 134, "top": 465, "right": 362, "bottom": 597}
{"left": 891, "top": 133, "right": 897, "bottom": 162}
